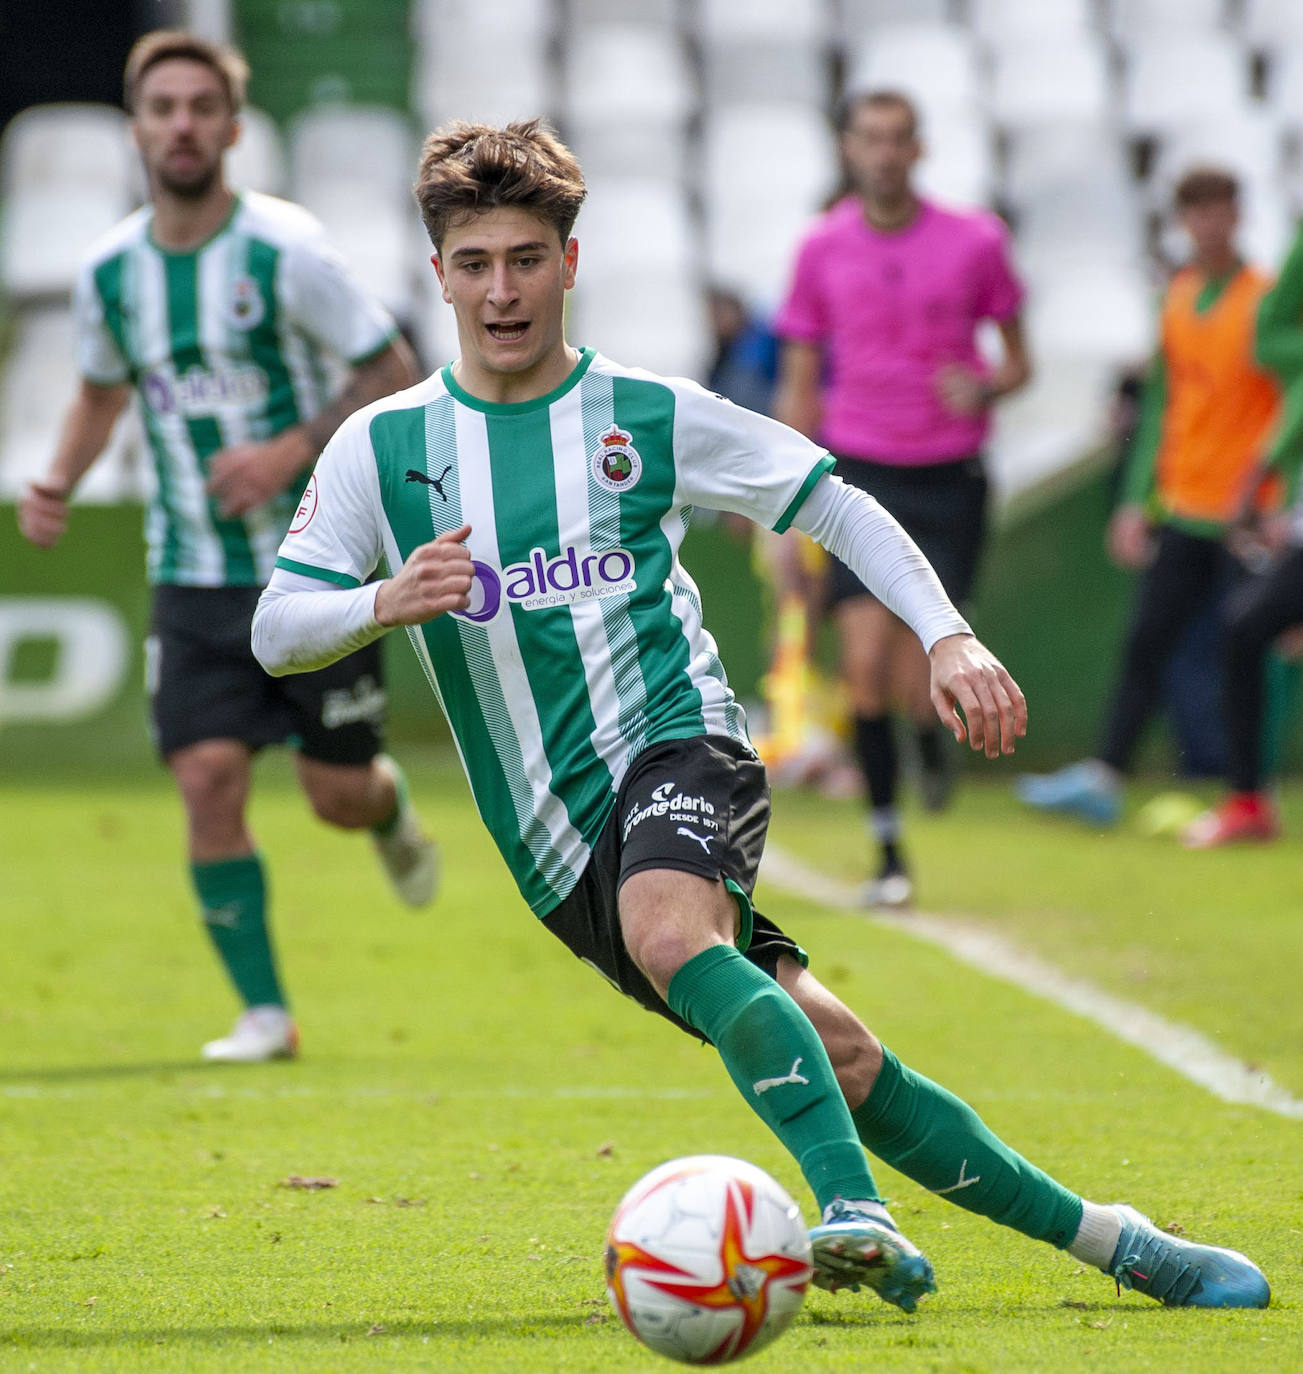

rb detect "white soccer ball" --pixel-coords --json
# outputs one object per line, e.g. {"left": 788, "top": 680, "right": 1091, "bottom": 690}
{"left": 604, "top": 1155, "right": 813, "bottom": 1365}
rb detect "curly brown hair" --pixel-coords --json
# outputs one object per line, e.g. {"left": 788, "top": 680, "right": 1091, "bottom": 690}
{"left": 414, "top": 119, "right": 587, "bottom": 251}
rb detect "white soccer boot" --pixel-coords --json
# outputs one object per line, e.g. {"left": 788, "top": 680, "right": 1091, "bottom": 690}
{"left": 371, "top": 755, "right": 439, "bottom": 907}
{"left": 201, "top": 1005, "right": 299, "bottom": 1062}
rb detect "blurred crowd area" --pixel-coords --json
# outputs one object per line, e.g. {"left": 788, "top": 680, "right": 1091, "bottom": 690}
{"left": 4, "top": 0, "right": 1303, "bottom": 507}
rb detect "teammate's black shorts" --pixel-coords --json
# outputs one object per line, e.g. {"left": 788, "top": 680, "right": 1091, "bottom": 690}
{"left": 148, "top": 585, "right": 386, "bottom": 764}
{"left": 827, "top": 453, "right": 989, "bottom": 611}
{"left": 542, "top": 734, "right": 807, "bottom": 1041}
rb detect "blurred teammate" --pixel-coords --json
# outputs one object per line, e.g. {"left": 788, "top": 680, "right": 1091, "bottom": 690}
{"left": 1017, "top": 168, "right": 1280, "bottom": 826}
{"left": 252, "top": 119, "right": 1267, "bottom": 1313}
{"left": 774, "top": 90, "right": 1030, "bottom": 906}
{"left": 1183, "top": 218, "right": 1303, "bottom": 846}
{"left": 17, "top": 31, "right": 436, "bottom": 1062}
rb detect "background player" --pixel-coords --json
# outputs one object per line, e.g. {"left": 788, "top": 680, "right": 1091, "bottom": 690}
{"left": 16, "top": 30, "right": 436, "bottom": 1063}
{"left": 1016, "top": 168, "right": 1280, "bottom": 827}
{"left": 774, "top": 90, "right": 1031, "bottom": 907}
{"left": 251, "top": 119, "right": 1268, "bottom": 1314}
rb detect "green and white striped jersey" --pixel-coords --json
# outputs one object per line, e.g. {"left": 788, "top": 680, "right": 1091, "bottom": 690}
{"left": 75, "top": 191, "right": 397, "bottom": 586}
{"left": 274, "top": 348, "right": 834, "bottom": 915}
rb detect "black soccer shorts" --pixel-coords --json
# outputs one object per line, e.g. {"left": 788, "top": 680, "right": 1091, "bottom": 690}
{"left": 542, "top": 734, "right": 807, "bottom": 1041}
{"left": 827, "top": 453, "right": 989, "bottom": 612}
{"left": 147, "top": 584, "right": 386, "bottom": 764}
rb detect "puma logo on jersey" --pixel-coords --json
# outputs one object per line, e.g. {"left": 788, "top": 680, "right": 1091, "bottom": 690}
{"left": 753, "top": 1057, "right": 809, "bottom": 1096}
{"left": 934, "top": 1159, "right": 982, "bottom": 1195}
{"left": 406, "top": 465, "right": 452, "bottom": 500}
{"left": 676, "top": 826, "right": 712, "bottom": 853}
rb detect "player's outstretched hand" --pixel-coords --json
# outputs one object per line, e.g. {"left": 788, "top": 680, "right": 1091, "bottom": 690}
{"left": 929, "top": 633, "right": 1026, "bottom": 758}
{"left": 374, "top": 525, "right": 475, "bottom": 627}
{"left": 17, "top": 482, "right": 70, "bottom": 548}
{"left": 207, "top": 430, "right": 314, "bottom": 517}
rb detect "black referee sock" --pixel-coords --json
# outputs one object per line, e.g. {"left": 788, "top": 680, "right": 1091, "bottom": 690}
{"left": 853, "top": 714, "right": 898, "bottom": 810}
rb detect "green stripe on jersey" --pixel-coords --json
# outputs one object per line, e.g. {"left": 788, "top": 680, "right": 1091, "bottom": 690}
{"left": 274, "top": 556, "right": 361, "bottom": 587}
{"left": 244, "top": 238, "right": 302, "bottom": 438}
{"left": 93, "top": 253, "right": 132, "bottom": 372}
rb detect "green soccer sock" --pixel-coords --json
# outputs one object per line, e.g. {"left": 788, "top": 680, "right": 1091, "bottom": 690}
{"left": 668, "top": 944, "right": 878, "bottom": 1212}
{"left": 191, "top": 854, "right": 287, "bottom": 1010}
{"left": 852, "top": 1046, "right": 1083, "bottom": 1248}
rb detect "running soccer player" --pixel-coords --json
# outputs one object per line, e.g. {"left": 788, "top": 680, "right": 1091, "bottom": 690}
{"left": 1016, "top": 168, "right": 1280, "bottom": 828}
{"left": 17, "top": 31, "right": 437, "bottom": 1063}
{"left": 252, "top": 120, "right": 1269, "bottom": 1311}
{"left": 774, "top": 90, "right": 1031, "bottom": 907}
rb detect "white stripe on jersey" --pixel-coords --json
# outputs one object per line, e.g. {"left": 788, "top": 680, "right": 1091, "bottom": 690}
{"left": 547, "top": 385, "right": 621, "bottom": 792}
{"left": 454, "top": 405, "right": 589, "bottom": 890}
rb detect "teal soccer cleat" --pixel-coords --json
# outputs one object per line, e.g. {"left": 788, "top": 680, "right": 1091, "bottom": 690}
{"left": 809, "top": 1200, "right": 937, "bottom": 1313}
{"left": 1106, "top": 1205, "right": 1270, "bottom": 1308}
{"left": 1014, "top": 760, "right": 1121, "bottom": 826}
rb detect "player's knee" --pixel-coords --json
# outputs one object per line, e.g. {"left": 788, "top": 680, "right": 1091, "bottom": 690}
{"left": 171, "top": 749, "right": 247, "bottom": 821}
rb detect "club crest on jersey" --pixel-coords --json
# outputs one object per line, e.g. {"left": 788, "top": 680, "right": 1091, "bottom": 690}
{"left": 226, "top": 275, "right": 266, "bottom": 330}
{"left": 592, "top": 425, "right": 642, "bottom": 492}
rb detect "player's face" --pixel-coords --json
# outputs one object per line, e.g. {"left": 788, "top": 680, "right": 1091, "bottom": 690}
{"left": 1177, "top": 198, "right": 1239, "bottom": 264}
{"left": 841, "top": 104, "right": 921, "bottom": 203}
{"left": 434, "top": 207, "right": 578, "bottom": 386}
{"left": 132, "top": 59, "right": 238, "bottom": 200}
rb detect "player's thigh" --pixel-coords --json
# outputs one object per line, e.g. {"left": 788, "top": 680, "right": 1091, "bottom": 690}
{"left": 775, "top": 955, "right": 881, "bottom": 1108}
{"left": 149, "top": 585, "right": 288, "bottom": 759}
{"left": 889, "top": 622, "right": 934, "bottom": 722}
{"left": 1227, "top": 547, "right": 1303, "bottom": 649}
{"left": 618, "top": 867, "right": 738, "bottom": 999}
{"left": 293, "top": 754, "right": 383, "bottom": 829}
{"left": 279, "top": 640, "right": 387, "bottom": 767}
{"left": 835, "top": 596, "right": 897, "bottom": 701}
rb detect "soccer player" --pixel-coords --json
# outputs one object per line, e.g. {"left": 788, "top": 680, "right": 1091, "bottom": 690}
{"left": 1183, "top": 218, "right": 1303, "bottom": 846}
{"left": 16, "top": 31, "right": 437, "bottom": 1063}
{"left": 252, "top": 120, "right": 1269, "bottom": 1311}
{"left": 774, "top": 90, "right": 1031, "bottom": 907}
{"left": 1016, "top": 168, "right": 1280, "bottom": 827}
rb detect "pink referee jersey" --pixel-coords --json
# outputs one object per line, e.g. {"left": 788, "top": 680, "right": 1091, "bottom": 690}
{"left": 775, "top": 195, "right": 1024, "bottom": 465}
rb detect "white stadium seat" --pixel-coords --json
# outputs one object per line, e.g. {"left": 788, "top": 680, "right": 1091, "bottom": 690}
{"left": 1149, "top": 111, "right": 1284, "bottom": 207}
{"left": 845, "top": 22, "right": 984, "bottom": 120}
{"left": 837, "top": 0, "right": 951, "bottom": 43}
{"left": 969, "top": 0, "right": 1097, "bottom": 46}
{"left": 0, "top": 104, "right": 135, "bottom": 300}
{"left": 914, "top": 114, "right": 998, "bottom": 207}
{"left": 1107, "top": 0, "right": 1228, "bottom": 35}
{"left": 227, "top": 106, "right": 286, "bottom": 196}
{"left": 570, "top": 272, "right": 709, "bottom": 379}
{"left": 289, "top": 106, "right": 420, "bottom": 320}
{"left": 700, "top": 41, "right": 828, "bottom": 109}
{"left": 573, "top": 178, "right": 695, "bottom": 278}
{"left": 1265, "top": 47, "right": 1303, "bottom": 129}
{"left": 697, "top": 0, "right": 830, "bottom": 45}
{"left": 1003, "top": 122, "right": 1133, "bottom": 213}
{"left": 1243, "top": 0, "right": 1303, "bottom": 46}
{"left": 417, "top": 31, "right": 553, "bottom": 130}
{"left": 563, "top": 25, "right": 694, "bottom": 133}
{"left": 1122, "top": 33, "right": 1250, "bottom": 136}
{"left": 990, "top": 40, "right": 1114, "bottom": 130}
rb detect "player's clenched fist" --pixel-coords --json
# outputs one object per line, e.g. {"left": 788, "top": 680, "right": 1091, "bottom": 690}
{"left": 374, "top": 524, "right": 475, "bottom": 626}
{"left": 17, "top": 482, "right": 71, "bottom": 549}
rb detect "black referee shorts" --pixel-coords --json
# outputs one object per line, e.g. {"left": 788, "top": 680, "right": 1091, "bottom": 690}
{"left": 827, "top": 453, "right": 989, "bottom": 612}
{"left": 147, "top": 584, "right": 386, "bottom": 764}
{"left": 542, "top": 734, "right": 807, "bottom": 1041}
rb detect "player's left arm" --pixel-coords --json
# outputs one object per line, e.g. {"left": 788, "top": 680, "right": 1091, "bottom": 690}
{"left": 207, "top": 338, "right": 418, "bottom": 518}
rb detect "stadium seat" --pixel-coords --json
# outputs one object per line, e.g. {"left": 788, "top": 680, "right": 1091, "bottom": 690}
{"left": 567, "top": 124, "right": 687, "bottom": 184}
{"left": 844, "top": 22, "right": 984, "bottom": 120}
{"left": 1107, "top": 0, "right": 1229, "bottom": 36}
{"left": 563, "top": 25, "right": 694, "bottom": 133}
{"left": 1149, "top": 110, "right": 1284, "bottom": 208}
{"left": 1243, "top": 0, "right": 1303, "bottom": 46}
{"left": 697, "top": 0, "right": 829, "bottom": 44}
{"left": 990, "top": 40, "right": 1115, "bottom": 129}
{"left": 914, "top": 114, "right": 998, "bottom": 207}
{"left": 0, "top": 308, "right": 144, "bottom": 502}
{"left": 700, "top": 41, "right": 828, "bottom": 108}
{"left": 1026, "top": 265, "right": 1153, "bottom": 362}
{"left": 1265, "top": 47, "right": 1303, "bottom": 130}
{"left": 1122, "top": 33, "right": 1250, "bottom": 135}
{"left": 968, "top": 0, "right": 1097, "bottom": 46}
{"left": 415, "top": 29, "right": 553, "bottom": 130}
{"left": 573, "top": 178, "right": 695, "bottom": 279}
{"left": 288, "top": 106, "right": 419, "bottom": 319}
{"left": 568, "top": 0, "right": 678, "bottom": 23}
{"left": 0, "top": 104, "right": 135, "bottom": 301}
{"left": 227, "top": 106, "right": 286, "bottom": 196}
{"left": 570, "top": 271, "right": 709, "bottom": 379}
{"left": 701, "top": 102, "right": 837, "bottom": 308}
{"left": 1003, "top": 122, "right": 1133, "bottom": 217}
{"left": 837, "top": 0, "right": 951, "bottom": 42}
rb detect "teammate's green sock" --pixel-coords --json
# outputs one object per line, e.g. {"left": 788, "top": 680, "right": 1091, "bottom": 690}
{"left": 852, "top": 1046, "right": 1083, "bottom": 1247}
{"left": 191, "top": 854, "right": 286, "bottom": 1009}
{"left": 668, "top": 944, "right": 878, "bottom": 1212}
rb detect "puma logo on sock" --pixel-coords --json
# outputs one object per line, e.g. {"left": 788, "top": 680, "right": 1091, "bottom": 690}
{"left": 753, "top": 1057, "right": 810, "bottom": 1095}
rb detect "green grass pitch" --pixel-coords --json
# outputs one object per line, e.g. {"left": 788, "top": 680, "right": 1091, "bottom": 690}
{"left": 2, "top": 751, "right": 1300, "bottom": 1373}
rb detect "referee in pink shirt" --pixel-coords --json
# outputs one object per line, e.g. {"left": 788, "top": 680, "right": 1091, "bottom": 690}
{"left": 775, "top": 90, "right": 1031, "bottom": 906}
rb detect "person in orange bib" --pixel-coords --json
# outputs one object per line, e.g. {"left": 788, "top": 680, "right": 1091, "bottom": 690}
{"left": 1016, "top": 166, "right": 1280, "bottom": 824}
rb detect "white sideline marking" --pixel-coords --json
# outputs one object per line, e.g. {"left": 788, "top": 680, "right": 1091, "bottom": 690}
{"left": 762, "top": 846, "right": 1303, "bottom": 1120}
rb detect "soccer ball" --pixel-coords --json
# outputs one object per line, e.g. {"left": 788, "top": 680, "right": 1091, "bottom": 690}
{"left": 604, "top": 1155, "right": 813, "bottom": 1364}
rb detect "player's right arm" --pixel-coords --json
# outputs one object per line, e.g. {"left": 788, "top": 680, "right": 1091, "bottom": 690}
{"left": 17, "top": 379, "right": 130, "bottom": 548}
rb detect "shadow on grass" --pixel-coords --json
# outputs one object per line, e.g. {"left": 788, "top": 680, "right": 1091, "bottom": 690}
{"left": 0, "top": 1059, "right": 231, "bottom": 1086}
{"left": 1, "top": 1314, "right": 594, "bottom": 1350}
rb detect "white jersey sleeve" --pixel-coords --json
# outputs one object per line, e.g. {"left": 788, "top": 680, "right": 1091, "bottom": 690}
{"left": 273, "top": 408, "right": 385, "bottom": 588}
{"left": 282, "top": 229, "right": 398, "bottom": 366}
{"left": 669, "top": 379, "right": 834, "bottom": 532}
{"left": 73, "top": 259, "right": 130, "bottom": 386}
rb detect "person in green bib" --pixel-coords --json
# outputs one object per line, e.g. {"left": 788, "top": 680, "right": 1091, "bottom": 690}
{"left": 252, "top": 119, "right": 1269, "bottom": 1312}
{"left": 17, "top": 30, "right": 438, "bottom": 1063}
